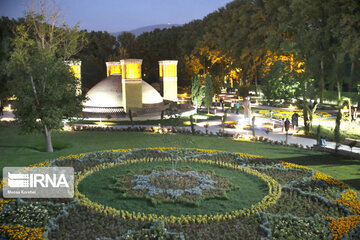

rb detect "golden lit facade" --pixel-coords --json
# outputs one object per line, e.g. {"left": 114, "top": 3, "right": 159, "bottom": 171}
{"left": 106, "top": 62, "right": 122, "bottom": 76}
{"left": 121, "top": 59, "right": 142, "bottom": 80}
{"left": 66, "top": 61, "right": 82, "bottom": 95}
{"left": 120, "top": 59, "right": 143, "bottom": 113}
{"left": 159, "top": 60, "right": 178, "bottom": 102}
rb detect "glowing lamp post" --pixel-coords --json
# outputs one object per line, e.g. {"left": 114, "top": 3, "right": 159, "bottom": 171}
{"left": 106, "top": 62, "right": 122, "bottom": 76}
{"left": 120, "top": 59, "right": 143, "bottom": 113}
{"left": 159, "top": 60, "right": 178, "bottom": 102}
{"left": 66, "top": 61, "right": 82, "bottom": 95}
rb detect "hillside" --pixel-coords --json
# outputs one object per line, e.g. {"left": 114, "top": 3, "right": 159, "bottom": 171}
{"left": 112, "top": 23, "right": 181, "bottom": 37}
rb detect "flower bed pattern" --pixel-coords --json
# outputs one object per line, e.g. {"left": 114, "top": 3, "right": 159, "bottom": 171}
{"left": 0, "top": 147, "right": 360, "bottom": 240}
{"left": 109, "top": 167, "right": 236, "bottom": 206}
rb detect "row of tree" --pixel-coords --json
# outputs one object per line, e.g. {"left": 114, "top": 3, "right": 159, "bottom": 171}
{"left": 2, "top": 0, "right": 360, "bottom": 101}
{"left": 116, "top": 0, "right": 360, "bottom": 105}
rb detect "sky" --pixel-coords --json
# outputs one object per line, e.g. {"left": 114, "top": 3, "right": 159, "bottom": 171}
{"left": 0, "top": 0, "right": 233, "bottom": 32}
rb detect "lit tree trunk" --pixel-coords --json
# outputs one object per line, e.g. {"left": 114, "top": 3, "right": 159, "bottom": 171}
{"left": 337, "top": 82, "right": 342, "bottom": 101}
{"left": 348, "top": 61, "right": 355, "bottom": 92}
{"left": 254, "top": 72, "right": 258, "bottom": 96}
{"left": 44, "top": 124, "right": 54, "bottom": 152}
{"left": 334, "top": 109, "right": 342, "bottom": 152}
{"left": 320, "top": 57, "right": 325, "bottom": 103}
{"left": 303, "top": 103, "right": 310, "bottom": 135}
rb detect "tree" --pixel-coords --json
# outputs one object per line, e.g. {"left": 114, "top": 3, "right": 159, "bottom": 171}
{"left": 76, "top": 30, "right": 117, "bottom": 91}
{"left": 117, "top": 32, "right": 136, "bottom": 59}
{"left": 0, "top": 17, "right": 23, "bottom": 103}
{"left": 190, "top": 74, "right": 203, "bottom": 111}
{"left": 203, "top": 73, "right": 214, "bottom": 113}
{"left": 7, "top": 1, "right": 86, "bottom": 152}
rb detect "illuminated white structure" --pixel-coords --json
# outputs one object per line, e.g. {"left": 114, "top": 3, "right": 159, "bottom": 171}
{"left": 159, "top": 60, "right": 178, "bottom": 102}
{"left": 83, "top": 60, "right": 164, "bottom": 114}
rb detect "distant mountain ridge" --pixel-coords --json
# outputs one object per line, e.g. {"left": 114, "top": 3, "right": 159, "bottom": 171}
{"left": 112, "top": 24, "right": 181, "bottom": 37}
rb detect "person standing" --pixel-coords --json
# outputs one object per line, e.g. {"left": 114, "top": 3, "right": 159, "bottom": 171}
{"left": 236, "top": 101, "right": 240, "bottom": 114}
{"left": 231, "top": 101, "right": 235, "bottom": 113}
{"left": 285, "top": 118, "right": 290, "bottom": 133}
{"left": 281, "top": 118, "right": 285, "bottom": 132}
{"left": 243, "top": 97, "right": 252, "bottom": 121}
{"left": 291, "top": 112, "right": 299, "bottom": 130}
{"left": 0, "top": 104, "right": 3, "bottom": 116}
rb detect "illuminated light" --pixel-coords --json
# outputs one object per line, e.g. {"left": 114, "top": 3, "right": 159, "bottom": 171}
{"left": 262, "top": 123, "right": 274, "bottom": 129}
{"left": 7, "top": 95, "right": 17, "bottom": 101}
{"left": 0, "top": 117, "right": 15, "bottom": 122}
{"left": 293, "top": 130, "right": 305, "bottom": 135}
{"left": 6, "top": 104, "right": 13, "bottom": 112}
{"left": 95, "top": 121, "right": 116, "bottom": 126}
{"left": 183, "top": 121, "right": 191, "bottom": 126}
{"left": 233, "top": 134, "right": 256, "bottom": 142}
{"left": 106, "top": 62, "right": 121, "bottom": 76}
{"left": 193, "top": 115, "right": 208, "bottom": 120}
{"left": 63, "top": 125, "right": 73, "bottom": 131}
{"left": 289, "top": 104, "right": 296, "bottom": 110}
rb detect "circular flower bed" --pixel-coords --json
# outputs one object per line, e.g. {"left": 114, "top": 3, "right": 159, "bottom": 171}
{"left": 0, "top": 147, "right": 359, "bottom": 240}
{"left": 76, "top": 159, "right": 280, "bottom": 220}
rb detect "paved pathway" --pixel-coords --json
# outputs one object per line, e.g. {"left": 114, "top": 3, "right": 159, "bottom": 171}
{"left": 2, "top": 108, "right": 360, "bottom": 157}
{"left": 204, "top": 107, "right": 360, "bottom": 156}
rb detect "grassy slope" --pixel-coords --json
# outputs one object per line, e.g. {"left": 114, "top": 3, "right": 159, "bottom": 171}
{"left": 1, "top": 125, "right": 360, "bottom": 190}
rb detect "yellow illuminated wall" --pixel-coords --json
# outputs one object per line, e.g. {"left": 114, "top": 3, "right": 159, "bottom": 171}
{"left": 69, "top": 64, "right": 81, "bottom": 79}
{"left": 159, "top": 65, "right": 163, "bottom": 78}
{"left": 163, "top": 64, "right": 177, "bottom": 77}
{"left": 106, "top": 64, "right": 121, "bottom": 76}
{"left": 66, "top": 61, "right": 82, "bottom": 95}
{"left": 125, "top": 64, "right": 141, "bottom": 79}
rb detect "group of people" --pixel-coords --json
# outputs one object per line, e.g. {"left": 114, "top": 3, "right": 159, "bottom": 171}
{"left": 230, "top": 100, "right": 241, "bottom": 114}
{"left": 215, "top": 97, "right": 252, "bottom": 120}
{"left": 281, "top": 112, "right": 299, "bottom": 133}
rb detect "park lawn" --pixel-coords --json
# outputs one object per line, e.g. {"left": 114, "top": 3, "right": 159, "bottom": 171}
{"left": 1, "top": 125, "right": 360, "bottom": 190}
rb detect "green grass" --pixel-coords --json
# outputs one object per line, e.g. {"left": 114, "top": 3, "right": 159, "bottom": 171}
{"left": 78, "top": 161, "right": 268, "bottom": 216}
{"left": 1, "top": 124, "right": 360, "bottom": 190}
{"left": 308, "top": 124, "right": 360, "bottom": 141}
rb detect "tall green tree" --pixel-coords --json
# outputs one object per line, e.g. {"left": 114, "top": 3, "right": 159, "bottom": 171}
{"left": 7, "top": 2, "right": 86, "bottom": 152}
{"left": 190, "top": 73, "right": 203, "bottom": 111}
{"left": 0, "top": 17, "right": 22, "bottom": 103}
{"left": 204, "top": 73, "right": 214, "bottom": 113}
{"left": 117, "top": 32, "right": 136, "bottom": 59}
{"left": 76, "top": 30, "right": 117, "bottom": 91}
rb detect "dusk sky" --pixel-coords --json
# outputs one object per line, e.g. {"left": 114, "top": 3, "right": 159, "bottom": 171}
{"left": 0, "top": 0, "right": 233, "bottom": 32}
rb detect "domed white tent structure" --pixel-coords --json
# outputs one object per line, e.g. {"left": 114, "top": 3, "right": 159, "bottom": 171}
{"left": 83, "top": 75, "right": 164, "bottom": 113}
{"left": 82, "top": 60, "right": 176, "bottom": 115}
